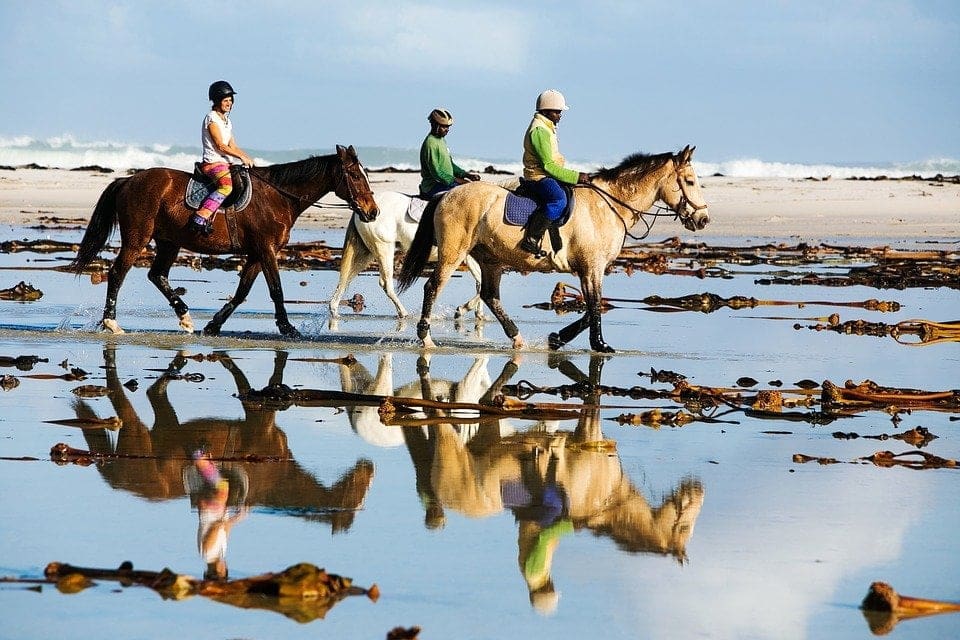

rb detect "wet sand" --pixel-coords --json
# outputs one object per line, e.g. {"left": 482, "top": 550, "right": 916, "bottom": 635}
{"left": 0, "top": 166, "right": 958, "bottom": 640}
{"left": 1, "top": 167, "right": 957, "bottom": 241}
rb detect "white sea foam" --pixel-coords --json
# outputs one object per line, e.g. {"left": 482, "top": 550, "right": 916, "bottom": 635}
{"left": 0, "top": 134, "right": 956, "bottom": 179}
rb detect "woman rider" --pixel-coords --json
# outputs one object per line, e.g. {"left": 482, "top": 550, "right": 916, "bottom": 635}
{"left": 519, "top": 89, "right": 590, "bottom": 257}
{"left": 187, "top": 80, "right": 255, "bottom": 235}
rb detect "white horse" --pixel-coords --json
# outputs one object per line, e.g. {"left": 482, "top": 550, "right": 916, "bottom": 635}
{"left": 328, "top": 190, "right": 484, "bottom": 320}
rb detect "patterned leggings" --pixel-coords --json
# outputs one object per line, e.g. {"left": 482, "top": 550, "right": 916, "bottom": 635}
{"left": 198, "top": 162, "right": 233, "bottom": 217}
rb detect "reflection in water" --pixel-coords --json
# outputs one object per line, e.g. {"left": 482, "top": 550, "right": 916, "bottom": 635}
{"left": 186, "top": 450, "right": 249, "bottom": 580}
{"left": 72, "top": 347, "right": 375, "bottom": 576}
{"left": 342, "top": 353, "right": 705, "bottom": 614}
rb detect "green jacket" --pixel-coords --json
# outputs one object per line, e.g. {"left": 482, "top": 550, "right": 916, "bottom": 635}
{"left": 419, "top": 133, "right": 467, "bottom": 195}
{"left": 522, "top": 113, "right": 579, "bottom": 184}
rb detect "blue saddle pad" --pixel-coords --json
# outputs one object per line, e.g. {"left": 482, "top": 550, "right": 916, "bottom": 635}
{"left": 503, "top": 193, "right": 538, "bottom": 226}
{"left": 184, "top": 166, "right": 252, "bottom": 212}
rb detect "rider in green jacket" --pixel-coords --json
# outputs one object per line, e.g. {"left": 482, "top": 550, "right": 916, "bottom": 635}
{"left": 419, "top": 108, "right": 479, "bottom": 198}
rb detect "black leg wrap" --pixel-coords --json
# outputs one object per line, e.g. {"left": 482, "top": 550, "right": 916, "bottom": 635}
{"left": 417, "top": 319, "right": 430, "bottom": 340}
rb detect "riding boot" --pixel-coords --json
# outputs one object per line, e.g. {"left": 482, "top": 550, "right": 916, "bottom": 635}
{"left": 186, "top": 213, "right": 213, "bottom": 236}
{"left": 520, "top": 210, "right": 549, "bottom": 258}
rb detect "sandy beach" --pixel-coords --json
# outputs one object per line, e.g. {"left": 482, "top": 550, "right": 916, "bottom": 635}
{"left": 0, "top": 167, "right": 957, "bottom": 242}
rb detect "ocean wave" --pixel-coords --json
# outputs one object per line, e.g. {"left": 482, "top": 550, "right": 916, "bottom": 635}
{"left": 0, "top": 134, "right": 956, "bottom": 179}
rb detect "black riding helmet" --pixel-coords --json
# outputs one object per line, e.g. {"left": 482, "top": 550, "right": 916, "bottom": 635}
{"left": 208, "top": 80, "right": 236, "bottom": 102}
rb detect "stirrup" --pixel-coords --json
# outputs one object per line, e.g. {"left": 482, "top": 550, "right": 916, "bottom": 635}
{"left": 520, "top": 237, "right": 546, "bottom": 258}
{"left": 187, "top": 214, "right": 213, "bottom": 236}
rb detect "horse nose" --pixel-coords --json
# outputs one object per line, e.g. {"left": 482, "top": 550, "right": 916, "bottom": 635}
{"left": 358, "top": 202, "right": 379, "bottom": 222}
{"left": 696, "top": 211, "right": 710, "bottom": 230}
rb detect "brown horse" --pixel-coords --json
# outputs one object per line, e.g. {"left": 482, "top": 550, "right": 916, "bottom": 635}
{"left": 70, "top": 145, "right": 378, "bottom": 338}
{"left": 397, "top": 146, "right": 709, "bottom": 352}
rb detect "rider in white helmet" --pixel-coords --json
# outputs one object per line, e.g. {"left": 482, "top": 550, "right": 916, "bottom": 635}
{"left": 419, "top": 108, "right": 480, "bottom": 198}
{"left": 519, "top": 89, "right": 590, "bottom": 257}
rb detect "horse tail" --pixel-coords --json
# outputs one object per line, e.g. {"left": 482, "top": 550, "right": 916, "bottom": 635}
{"left": 70, "top": 177, "right": 127, "bottom": 274}
{"left": 396, "top": 199, "right": 438, "bottom": 293}
{"left": 343, "top": 214, "right": 373, "bottom": 266}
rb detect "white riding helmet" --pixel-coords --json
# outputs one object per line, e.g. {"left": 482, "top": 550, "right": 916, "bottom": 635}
{"left": 428, "top": 108, "right": 454, "bottom": 126}
{"left": 536, "top": 89, "right": 569, "bottom": 112}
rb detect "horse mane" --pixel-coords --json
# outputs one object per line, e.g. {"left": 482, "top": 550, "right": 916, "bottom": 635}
{"left": 257, "top": 154, "right": 335, "bottom": 186}
{"left": 594, "top": 151, "right": 673, "bottom": 182}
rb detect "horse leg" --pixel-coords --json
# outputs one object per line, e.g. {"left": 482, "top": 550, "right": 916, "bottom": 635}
{"left": 583, "top": 272, "right": 614, "bottom": 353}
{"left": 204, "top": 260, "right": 262, "bottom": 336}
{"left": 454, "top": 255, "right": 485, "bottom": 322}
{"left": 417, "top": 269, "right": 443, "bottom": 349}
{"left": 417, "top": 260, "right": 467, "bottom": 349}
{"left": 101, "top": 245, "right": 142, "bottom": 334}
{"left": 328, "top": 223, "right": 374, "bottom": 319}
{"left": 548, "top": 314, "right": 590, "bottom": 351}
{"left": 371, "top": 239, "right": 408, "bottom": 318}
{"left": 477, "top": 267, "right": 524, "bottom": 349}
{"left": 548, "top": 272, "right": 614, "bottom": 352}
{"left": 147, "top": 240, "right": 193, "bottom": 333}
{"left": 261, "top": 252, "right": 302, "bottom": 339}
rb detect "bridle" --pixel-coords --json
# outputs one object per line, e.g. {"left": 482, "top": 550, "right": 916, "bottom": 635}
{"left": 248, "top": 158, "right": 371, "bottom": 215}
{"left": 333, "top": 160, "right": 371, "bottom": 216}
{"left": 671, "top": 163, "right": 709, "bottom": 221}
{"left": 579, "top": 158, "right": 708, "bottom": 239}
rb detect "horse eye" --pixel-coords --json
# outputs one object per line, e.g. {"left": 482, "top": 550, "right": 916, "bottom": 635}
{"left": 685, "top": 179, "right": 695, "bottom": 186}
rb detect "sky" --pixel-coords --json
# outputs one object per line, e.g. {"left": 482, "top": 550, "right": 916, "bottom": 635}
{"left": 1, "top": 0, "right": 958, "bottom": 165}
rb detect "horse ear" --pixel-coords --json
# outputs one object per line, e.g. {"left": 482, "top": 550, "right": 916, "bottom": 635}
{"left": 336, "top": 144, "right": 346, "bottom": 155}
{"left": 679, "top": 145, "right": 693, "bottom": 164}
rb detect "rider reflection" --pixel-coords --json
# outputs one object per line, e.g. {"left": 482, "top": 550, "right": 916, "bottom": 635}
{"left": 504, "top": 447, "right": 574, "bottom": 615}
{"left": 187, "top": 449, "right": 249, "bottom": 581}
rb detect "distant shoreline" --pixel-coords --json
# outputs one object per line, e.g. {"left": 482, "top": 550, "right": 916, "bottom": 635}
{"left": 0, "top": 167, "right": 957, "bottom": 242}
{"left": 2, "top": 162, "right": 957, "bottom": 184}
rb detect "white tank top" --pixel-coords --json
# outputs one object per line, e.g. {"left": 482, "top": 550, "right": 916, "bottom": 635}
{"left": 201, "top": 111, "right": 237, "bottom": 163}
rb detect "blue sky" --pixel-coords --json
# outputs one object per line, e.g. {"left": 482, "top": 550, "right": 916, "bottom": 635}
{"left": 1, "top": 0, "right": 957, "bottom": 165}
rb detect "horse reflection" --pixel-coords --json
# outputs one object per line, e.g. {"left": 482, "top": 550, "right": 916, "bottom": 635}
{"left": 73, "top": 347, "right": 374, "bottom": 537}
{"left": 338, "top": 353, "right": 516, "bottom": 450}
{"left": 408, "top": 354, "right": 705, "bottom": 614}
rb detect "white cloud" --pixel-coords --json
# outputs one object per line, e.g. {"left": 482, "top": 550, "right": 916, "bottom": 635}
{"left": 339, "top": 2, "right": 529, "bottom": 74}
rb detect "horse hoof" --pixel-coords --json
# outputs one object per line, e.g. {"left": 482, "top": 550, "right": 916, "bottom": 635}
{"left": 421, "top": 335, "right": 436, "bottom": 349}
{"left": 178, "top": 313, "right": 194, "bottom": 333}
{"left": 280, "top": 326, "right": 303, "bottom": 340}
{"left": 592, "top": 342, "right": 616, "bottom": 353}
{"left": 202, "top": 324, "right": 221, "bottom": 336}
{"left": 512, "top": 335, "right": 525, "bottom": 350}
{"left": 548, "top": 333, "right": 562, "bottom": 350}
{"left": 102, "top": 319, "right": 125, "bottom": 335}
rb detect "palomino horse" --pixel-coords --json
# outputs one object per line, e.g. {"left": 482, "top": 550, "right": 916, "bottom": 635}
{"left": 397, "top": 146, "right": 709, "bottom": 352}
{"left": 327, "top": 190, "right": 483, "bottom": 321}
{"left": 70, "top": 145, "right": 378, "bottom": 338}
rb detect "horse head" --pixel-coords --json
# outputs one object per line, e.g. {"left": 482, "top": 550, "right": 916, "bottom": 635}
{"left": 335, "top": 144, "right": 379, "bottom": 222}
{"left": 662, "top": 145, "right": 710, "bottom": 232}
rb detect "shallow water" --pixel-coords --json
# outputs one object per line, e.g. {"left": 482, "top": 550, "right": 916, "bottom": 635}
{"left": 1, "top": 228, "right": 958, "bottom": 639}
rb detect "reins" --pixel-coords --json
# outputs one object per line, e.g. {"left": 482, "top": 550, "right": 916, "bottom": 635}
{"left": 248, "top": 159, "right": 366, "bottom": 212}
{"left": 579, "top": 160, "right": 707, "bottom": 240}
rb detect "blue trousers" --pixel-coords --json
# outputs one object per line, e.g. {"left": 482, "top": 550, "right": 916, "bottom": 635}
{"left": 526, "top": 177, "right": 567, "bottom": 221}
{"left": 422, "top": 182, "right": 456, "bottom": 198}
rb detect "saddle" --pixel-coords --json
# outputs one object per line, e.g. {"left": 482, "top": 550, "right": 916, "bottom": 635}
{"left": 404, "top": 193, "right": 432, "bottom": 223}
{"left": 184, "top": 163, "right": 253, "bottom": 212}
{"left": 504, "top": 180, "right": 575, "bottom": 254}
